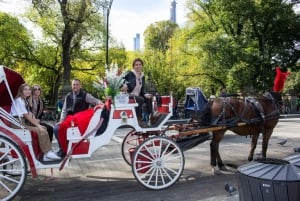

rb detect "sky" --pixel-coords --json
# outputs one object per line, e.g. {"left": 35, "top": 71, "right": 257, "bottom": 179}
{"left": 0, "top": 0, "right": 188, "bottom": 50}
{"left": 109, "top": 0, "right": 188, "bottom": 50}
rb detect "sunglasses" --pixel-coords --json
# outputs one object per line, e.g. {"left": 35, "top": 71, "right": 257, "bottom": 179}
{"left": 34, "top": 88, "right": 41, "bottom": 91}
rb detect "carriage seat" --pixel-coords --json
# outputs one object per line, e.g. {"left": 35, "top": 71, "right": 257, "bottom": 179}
{"left": 59, "top": 108, "right": 105, "bottom": 155}
{"left": 157, "top": 96, "right": 172, "bottom": 113}
{"left": 0, "top": 105, "right": 43, "bottom": 160}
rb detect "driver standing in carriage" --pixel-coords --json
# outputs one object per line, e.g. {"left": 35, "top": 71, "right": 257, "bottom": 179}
{"left": 54, "top": 78, "right": 102, "bottom": 157}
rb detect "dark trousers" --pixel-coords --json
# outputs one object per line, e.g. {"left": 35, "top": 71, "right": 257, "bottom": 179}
{"left": 132, "top": 96, "right": 144, "bottom": 119}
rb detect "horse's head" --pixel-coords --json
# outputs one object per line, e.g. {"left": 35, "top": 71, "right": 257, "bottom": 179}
{"left": 263, "top": 91, "right": 283, "bottom": 108}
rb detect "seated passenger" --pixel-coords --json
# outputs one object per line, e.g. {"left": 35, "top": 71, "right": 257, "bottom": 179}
{"left": 54, "top": 78, "right": 102, "bottom": 157}
{"left": 30, "top": 84, "right": 54, "bottom": 142}
{"left": 10, "top": 83, "right": 60, "bottom": 161}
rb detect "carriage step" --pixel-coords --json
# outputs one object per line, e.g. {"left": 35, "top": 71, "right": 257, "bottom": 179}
{"left": 38, "top": 157, "right": 64, "bottom": 164}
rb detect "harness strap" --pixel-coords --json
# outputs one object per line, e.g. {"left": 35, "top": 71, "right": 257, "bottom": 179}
{"left": 246, "top": 97, "right": 265, "bottom": 121}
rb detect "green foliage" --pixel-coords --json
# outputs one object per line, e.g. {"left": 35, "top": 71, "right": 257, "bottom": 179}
{"left": 180, "top": 0, "right": 300, "bottom": 95}
{"left": 144, "top": 20, "right": 178, "bottom": 53}
{"left": 0, "top": 12, "right": 32, "bottom": 67}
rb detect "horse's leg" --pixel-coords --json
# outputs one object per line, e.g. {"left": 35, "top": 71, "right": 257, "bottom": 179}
{"left": 261, "top": 129, "right": 273, "bottom": 158}
{"left": 248, "top": 133, "right": 259, "bottom": 161}
{"left": 210, "top": 131, "right": 225, "bottom": 175}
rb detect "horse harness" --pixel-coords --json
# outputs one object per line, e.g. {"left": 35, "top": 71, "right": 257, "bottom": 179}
{"left": 211, "top": 92, "right": 280, "bottom": 127}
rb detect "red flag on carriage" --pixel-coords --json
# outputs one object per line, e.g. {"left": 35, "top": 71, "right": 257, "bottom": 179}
{"left": 273, "top": 66, "right": 290, "bottom": 92}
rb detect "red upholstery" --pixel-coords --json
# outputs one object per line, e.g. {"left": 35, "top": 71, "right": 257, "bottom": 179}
{"left": 0, "top": 105, "right": 12, "bottom": 126}
{"left": 161, "top": 96, "right": 171, "bottom": 105}
{"left": 129, "top": 98, "right": 136, "bottom": 103}
{"left": 157, "top": 96, "right": 172, "bottom": 113}
{"left": 1, "top": 105, "right": 11, "bottom": 113}
{"left": 58, "top": 109, "right": 94, "bottom": 153}
{"left": 31, "top": 132, "right": 43, "bottom": 159}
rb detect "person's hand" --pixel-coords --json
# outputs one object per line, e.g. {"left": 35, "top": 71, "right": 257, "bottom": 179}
{"left": 121, "top": 84, "right": 128, "bottom": 92}
{"left": 145, "top": 93, "right": 153, "bottom": 99}
{"left": 37, "top": 124, "right": 44, "bottom": 130}
{"left": 94, "top": 103, "right": 104, "bottom": 111}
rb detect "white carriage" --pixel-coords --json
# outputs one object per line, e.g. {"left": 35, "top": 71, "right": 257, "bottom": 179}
{"left": 0, "top": 66, "right": 187, "bottom": 201}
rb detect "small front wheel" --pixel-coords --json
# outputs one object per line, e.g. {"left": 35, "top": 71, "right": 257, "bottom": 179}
{"left": 121, "top": 129, "right": 140, "bottom": 166}
{"left": 0, "top": 135, "right": 28, "bottom": 201}
{"left": 132, "top": 136, "right": 184, "bottom": 190}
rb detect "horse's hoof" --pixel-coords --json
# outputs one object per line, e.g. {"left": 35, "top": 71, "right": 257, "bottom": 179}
{"left": 212, "top": 167, "right": 222, "bottom": 175}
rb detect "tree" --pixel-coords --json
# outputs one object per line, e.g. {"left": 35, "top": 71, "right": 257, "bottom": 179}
{"left": 0, "top": 12, "right": 32, "bottom": 67}
{"left": 31, "top": 0, "right": 107, "bottom": 85}
{"left": 144, "top": 20, "right": 178, "bottom": 53}
{"left": 183, "top": 0, "right": 300, "bottom": 94}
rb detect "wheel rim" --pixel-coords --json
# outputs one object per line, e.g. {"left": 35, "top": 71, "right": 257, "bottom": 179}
{"left": 132, "top": 137, "right": 184, "bottom": 190}
{"left": 0, "top": 135, "right": 27, "bottom": 201}
{"left": 121, "top": 129, "right": 143, "bottom": 166}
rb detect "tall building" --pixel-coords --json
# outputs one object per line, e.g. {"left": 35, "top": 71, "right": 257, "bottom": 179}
{"left": 133, "top": 33, "right": 140, "bottom": 51}
{"left": 170, "top": 0, "right": 177, "bottom": 23}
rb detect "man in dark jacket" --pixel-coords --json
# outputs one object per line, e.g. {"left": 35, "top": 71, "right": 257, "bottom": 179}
{"left": 54, "top": 79, "right": 102, "bottom": 157}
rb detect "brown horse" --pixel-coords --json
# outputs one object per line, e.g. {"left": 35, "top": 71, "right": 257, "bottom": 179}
{"left": 200, "top": 91, "right": 282, "bottom": 174}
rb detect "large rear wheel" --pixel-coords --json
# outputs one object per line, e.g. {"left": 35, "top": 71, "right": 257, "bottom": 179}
{"left": 0, "top": 135, "right": 27, "bottom": 201}
{"left": 132, "top": 136, "right": 184, "bottom": 190}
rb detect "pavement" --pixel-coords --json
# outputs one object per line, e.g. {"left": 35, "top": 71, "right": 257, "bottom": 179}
{"left": 14, "top": 114, "right": 300, "bottom": 201}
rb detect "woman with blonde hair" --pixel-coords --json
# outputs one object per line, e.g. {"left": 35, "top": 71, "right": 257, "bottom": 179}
{"left": 10, "top": 83, "right": 60, "bottom": 161}
{"left": 30, "top": 84, "right": 54, "bottom": 142}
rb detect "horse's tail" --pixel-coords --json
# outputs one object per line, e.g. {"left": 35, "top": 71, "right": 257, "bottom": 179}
{"left": 199, "top": 100, "right": 213, "bottom": 125}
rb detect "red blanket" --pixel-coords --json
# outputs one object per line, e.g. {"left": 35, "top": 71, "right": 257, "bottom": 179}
{"left": 58, "top": 109, "right": 94, "bottom": 153}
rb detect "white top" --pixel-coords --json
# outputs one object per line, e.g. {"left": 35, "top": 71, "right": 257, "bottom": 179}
{"left": 10, "top": 97, "right": 28, "bottom": 117}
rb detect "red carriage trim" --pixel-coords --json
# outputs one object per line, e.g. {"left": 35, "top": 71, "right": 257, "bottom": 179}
{"left": 113, "top": 110, "right": 134, "bottom": 119}
{"left": 0, "top": 126, "right": 38, "bottom": 177}
{"left": 70, "top": 140, "right": 90, "bottom": 155}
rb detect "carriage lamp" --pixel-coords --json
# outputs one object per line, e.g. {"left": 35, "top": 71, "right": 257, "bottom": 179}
{"left": 120, "top": 111, "right": 128, "bottom": 122}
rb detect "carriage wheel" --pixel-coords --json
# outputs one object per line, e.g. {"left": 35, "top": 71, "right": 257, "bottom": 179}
{"left": 132, "top": 136, "right": 184, "bottom": 190}
{"left": 121, "top": 129, "right": 144, "bottom": 166}
{"left": 0, "top": 135, "right": 27, "bottom": 201}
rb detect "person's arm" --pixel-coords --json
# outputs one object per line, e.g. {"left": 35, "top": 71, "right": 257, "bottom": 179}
{"left": 23, "top": 112, "right": 40, "bottom": 127}
{"left": 10, "top": 98, "right": 27, "bottom": 117}
{"left": 124, "top": 71, "right": 135, "bottom": 93}
{"left": 59, "top": 99, "right": 67, "bottom": 122}
{"left": 85, "top": 93, "right": 102, "bottom": 105}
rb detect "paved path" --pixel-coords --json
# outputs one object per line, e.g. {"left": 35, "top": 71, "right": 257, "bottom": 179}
{"left": 14, "top": 117, "right": 300, "bottom": 201}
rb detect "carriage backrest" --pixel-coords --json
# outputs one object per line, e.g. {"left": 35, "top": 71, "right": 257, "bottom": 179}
{"left": 0, "top": 66, "right": 24, "bottom": 107}
{"left": 184, "top": 87, "right": 208, "bottom": 112}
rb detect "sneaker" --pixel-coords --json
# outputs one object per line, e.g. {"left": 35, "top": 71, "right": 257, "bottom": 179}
{"left": 56, "top": 149, "right": 66, "bottom": 158}
{"left": 43, "top": 150, "right": 61, "bottom": 161}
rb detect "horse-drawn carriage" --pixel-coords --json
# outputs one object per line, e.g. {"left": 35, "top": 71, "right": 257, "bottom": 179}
{"left": 0, "top": 66, "right": 282, "bottom": 201}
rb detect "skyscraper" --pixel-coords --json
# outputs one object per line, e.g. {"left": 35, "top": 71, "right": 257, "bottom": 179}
{"left": 170, "top": 0, "right": 177, "bottom": 23}
{"left": 133, "top": 33, "right": 140, "bottom": 51}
